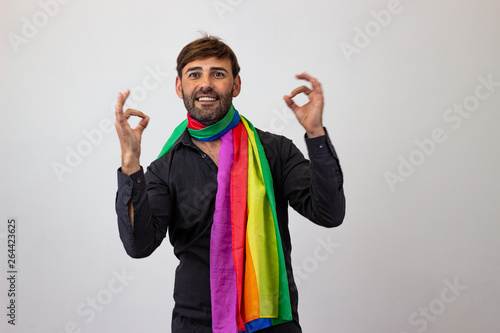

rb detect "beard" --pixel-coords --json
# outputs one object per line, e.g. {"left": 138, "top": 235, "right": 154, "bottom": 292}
{"left": 182, "top": 86, "right": 233, "bottom": 126}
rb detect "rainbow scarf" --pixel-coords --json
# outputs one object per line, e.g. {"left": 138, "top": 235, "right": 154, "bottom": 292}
{"left": 158, "top": 105, "right": 292, "bottom": 332}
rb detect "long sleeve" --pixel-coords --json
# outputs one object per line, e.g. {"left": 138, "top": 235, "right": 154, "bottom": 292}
{"left": 115, "top": 167, "right": 171, "bottom": 258}
{"left": 279, "top": 128, "right": 345, "bottom": 227}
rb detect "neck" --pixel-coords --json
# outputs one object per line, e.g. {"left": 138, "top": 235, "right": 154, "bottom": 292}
{"left": 191, "top": 138, "right": 222, "bottom": 166}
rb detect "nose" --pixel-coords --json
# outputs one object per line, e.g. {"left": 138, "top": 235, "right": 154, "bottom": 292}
{"left": 199, "top": 74, "right": 214, "bottom": 91}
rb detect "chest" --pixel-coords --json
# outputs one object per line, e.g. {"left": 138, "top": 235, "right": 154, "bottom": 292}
{"left": 191, "top": 138, "right": 221, "bottom": 166}
{"left": 200, "top": 146, "right": 220, "bottom": 166}
{"left": 163, "top": 137, "right": 286, "bottom": 253}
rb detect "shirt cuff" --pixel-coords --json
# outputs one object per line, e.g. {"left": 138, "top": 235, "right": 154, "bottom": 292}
{"left": 305, "top": 128, "right": 339, "bottom": 159}
{"left": 117, "top": 167, "right": 146, "bottom": 205}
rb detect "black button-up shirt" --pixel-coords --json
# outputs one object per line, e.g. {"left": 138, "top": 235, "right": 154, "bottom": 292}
{"left": 115, "top": 128, "right": 345, "bottom": 332}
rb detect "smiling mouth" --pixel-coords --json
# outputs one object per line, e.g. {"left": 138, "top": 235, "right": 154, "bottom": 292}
{"left": 197, "top": 96, "right": 217, "bottom": 102}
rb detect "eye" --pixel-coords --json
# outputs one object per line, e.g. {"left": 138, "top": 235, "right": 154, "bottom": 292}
{"left": 213, "top": 72, "right": 225, "bottom": 78}
{"left": 188, "top": 72, "right": 199, "bottom": 78}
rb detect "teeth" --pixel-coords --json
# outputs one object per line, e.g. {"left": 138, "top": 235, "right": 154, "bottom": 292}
{"left": 198, "top": 97, "right": 216, "bottom": 102}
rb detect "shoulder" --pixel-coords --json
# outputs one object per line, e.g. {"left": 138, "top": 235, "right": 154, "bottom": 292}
{"left": 146, "top": 129, "right": 191, "bottom": 181}
{"left": 254, "top": 128, "right": 306, "bottom": 166}
{"left": 255, "top": 128, "right": 294, "bottom": 150}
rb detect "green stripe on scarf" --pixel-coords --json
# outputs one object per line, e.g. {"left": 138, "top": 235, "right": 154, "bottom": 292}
{"left": 157, "top": 106, "right": 292, "bottom": 332}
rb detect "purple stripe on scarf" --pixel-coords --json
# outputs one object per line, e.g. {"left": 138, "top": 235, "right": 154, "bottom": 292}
{"left": 210, "top": 130, "right": 238, "bottom": 333}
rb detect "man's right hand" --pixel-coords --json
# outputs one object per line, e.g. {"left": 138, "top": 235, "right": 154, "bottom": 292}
{"left": 115, "top": 89, "right": 150, "bottom": 175}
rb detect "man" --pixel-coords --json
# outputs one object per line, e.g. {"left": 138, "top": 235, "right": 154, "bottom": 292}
{"left": 114, "top": 35, "right": 345, "bottom": 333}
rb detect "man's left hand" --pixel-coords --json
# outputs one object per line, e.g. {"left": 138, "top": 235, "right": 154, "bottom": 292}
{"left": 284, "top": 72, "right": 326, "bottom": 138}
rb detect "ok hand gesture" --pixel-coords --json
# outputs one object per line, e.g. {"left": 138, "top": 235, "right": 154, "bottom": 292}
{"left": 114, "top": 89, "right": 150, "bottom": 175}
{"left": 284, "top": 73, "right": 326, "bottom": 138}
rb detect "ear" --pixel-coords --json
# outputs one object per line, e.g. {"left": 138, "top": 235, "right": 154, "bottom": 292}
{"left": 175, "top": 76, "right": 183, "bottom": 99}
{"left": 232, "top": 75, "right": 241, "bottom": 98}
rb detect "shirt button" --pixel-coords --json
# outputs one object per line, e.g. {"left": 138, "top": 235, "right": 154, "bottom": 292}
{"left": 136, "top": 178, "right": 141, "bottom": 184}
{"left": 201, "top": 153, "right": 207, "bottom": 158}
{"left": 319, "top": 144, "right": 324, "bottom": 149}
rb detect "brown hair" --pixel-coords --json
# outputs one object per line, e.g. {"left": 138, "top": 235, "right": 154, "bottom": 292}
{"left": 176, "top": 34, "right": 240, "bottom": 79}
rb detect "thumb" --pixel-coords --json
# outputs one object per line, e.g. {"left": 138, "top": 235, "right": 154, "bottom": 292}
{"left": 284, "top": 95, "right": 298, "bottom": 112}
{"left": 136, "top": 115, "right": 150, "bottom": 133}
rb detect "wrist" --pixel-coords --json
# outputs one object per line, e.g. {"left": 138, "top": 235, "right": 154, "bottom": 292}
{"left": 306, "top": 127, "right": 326, "bottom": 138}
{"left": 121, "top": 156, "right": 140, "bottom": 175}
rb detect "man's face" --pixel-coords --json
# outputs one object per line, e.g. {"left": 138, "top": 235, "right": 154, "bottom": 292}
{"left": 175, "top": 57, "right": 241, "bottom": 126}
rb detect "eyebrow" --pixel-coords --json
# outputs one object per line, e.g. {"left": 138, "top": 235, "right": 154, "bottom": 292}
{"left": 185, "top": 66, "right": 229, "bottom": 73}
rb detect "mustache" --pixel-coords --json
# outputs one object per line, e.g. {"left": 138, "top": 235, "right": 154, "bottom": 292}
{"left": 194, "top": 89, "right": 220, "bottom": 99}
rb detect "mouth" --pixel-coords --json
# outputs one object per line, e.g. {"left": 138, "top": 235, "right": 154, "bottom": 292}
{"left": 196, "top": 95, "right": 218, "bottom": 104}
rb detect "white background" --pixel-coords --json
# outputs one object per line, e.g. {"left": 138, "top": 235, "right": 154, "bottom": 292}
{"left": 1, "top": 0, "right": 499, "bottom": 332}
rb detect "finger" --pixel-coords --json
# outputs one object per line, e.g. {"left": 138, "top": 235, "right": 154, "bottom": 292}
{"left": 295, "top": 73, "right": 323, "bottom": 95}
{"left": 121, "top": 89, "right": 130, "bottom": 101}
{"left": 295, "top": 72, "right": 323, "bottom": 94}
{"left": 295, "top": 72, "right": 314, "bottom": 81}
{"left": 123, "top": 108, "right": 147, "bottom": 120}
{"left": 295, "top": 72, "right": 318, "bottom": 84}
{"left": 136, "top": 115, "right": 150, "bottom": 133}
{"left": 283, "top": 95, "right": 298, "bottom": 112}
{"left": 289, "top": 85, "right": 312, "bottom": 98}
{"left": 115, "top": 89, "right": 130, "bottom": 115}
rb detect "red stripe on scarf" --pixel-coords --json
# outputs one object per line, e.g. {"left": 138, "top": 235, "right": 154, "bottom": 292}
{"left": 230, "top": 122, "right": 248, "bottom": 331}
{"left": 187, "top": 113, "right": 206, "bottom": 130}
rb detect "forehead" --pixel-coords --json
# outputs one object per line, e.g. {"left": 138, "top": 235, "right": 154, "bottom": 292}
{"left": 182, "top": 57, "right": 231, "bottom": 74}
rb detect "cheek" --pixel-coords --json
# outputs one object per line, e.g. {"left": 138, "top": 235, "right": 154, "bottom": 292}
{"left": 220, "top": 82, "right": 235, "bottom": 95}
{"left": 181, "top": 86, "right": 195, "bottom": 97}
